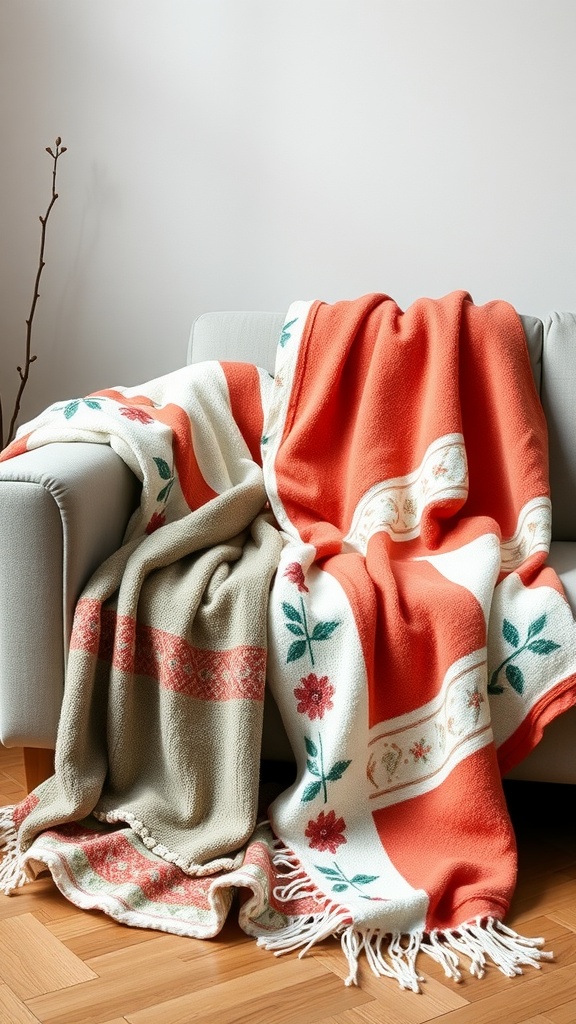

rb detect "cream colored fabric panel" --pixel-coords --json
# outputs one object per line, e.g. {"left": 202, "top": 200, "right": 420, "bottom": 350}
{"left": 506, "top": 541, "right": 576, "bottom": 783}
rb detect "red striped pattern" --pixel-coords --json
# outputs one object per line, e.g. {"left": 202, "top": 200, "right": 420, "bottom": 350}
{"left": 70, "top": 598, "right": 266, "bottom": 702}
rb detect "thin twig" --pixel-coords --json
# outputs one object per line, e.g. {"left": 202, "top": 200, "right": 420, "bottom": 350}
{"left": 1, "top": 138, "right": 67, "bottom": 449}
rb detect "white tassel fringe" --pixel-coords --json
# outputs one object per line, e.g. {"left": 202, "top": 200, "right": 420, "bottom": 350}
{"left": 0, "top": 805, "right": 29, "bottom": 894}
{"left": 262, "top": 843, "right": 553, "bottom": 991}
{"left": 258, "top": 913, "right": 553, "bottom": 992}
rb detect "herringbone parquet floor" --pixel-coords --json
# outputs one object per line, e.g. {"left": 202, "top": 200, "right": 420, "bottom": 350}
{"left": 0, "top": 745, "right": 574, "bottom": 1024}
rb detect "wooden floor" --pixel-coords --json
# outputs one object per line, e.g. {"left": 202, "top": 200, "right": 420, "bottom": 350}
{"left": 0, "top": 746, "right": 574, "bottom": 1024}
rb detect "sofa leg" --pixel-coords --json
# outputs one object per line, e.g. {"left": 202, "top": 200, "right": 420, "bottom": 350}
{"left": 23, "top": 747, "right": 55, "bottom": 793}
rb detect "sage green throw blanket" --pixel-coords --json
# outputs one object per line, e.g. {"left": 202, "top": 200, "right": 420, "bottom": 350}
{"left": 0, "top": 361, "right": 282, "bottom": 880}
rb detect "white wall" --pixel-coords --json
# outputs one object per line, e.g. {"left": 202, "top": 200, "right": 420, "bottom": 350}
{"left": 1, "top": 0, "right": 576, "bottom": 432}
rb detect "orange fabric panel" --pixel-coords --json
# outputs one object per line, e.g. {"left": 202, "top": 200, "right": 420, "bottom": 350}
{"left": 274, "top": 292, "right": 547, "bottom": 554}
{"left": 323, "top": 543, "right": 487, "bottom": 726}
{"left": 220, "top": 362, "right": 265, "bottom": 467}
{"left": 372, "top": 751, "right": 516, "bottom": 932}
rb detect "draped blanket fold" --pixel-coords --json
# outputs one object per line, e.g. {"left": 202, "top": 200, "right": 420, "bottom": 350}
{"left": 2, "top": 292, "right": 576, "bottom": 991}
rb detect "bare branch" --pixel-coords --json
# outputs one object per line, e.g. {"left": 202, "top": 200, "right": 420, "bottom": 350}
{"left": 1, "top": 139, "right": 67, "bottom": 449}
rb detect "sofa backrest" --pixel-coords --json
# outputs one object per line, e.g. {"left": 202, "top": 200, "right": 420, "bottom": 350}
{"left": 188, "top": 309, "right": 575, "bottom": 542}
{"left": 518, "top": 315, "right": 543, "bottom": 392}
{"left": 188, "top": 311, "right": 281, "bottom": 373}
{"left": 540, "top": 312, "right": 576, "bottom": 541}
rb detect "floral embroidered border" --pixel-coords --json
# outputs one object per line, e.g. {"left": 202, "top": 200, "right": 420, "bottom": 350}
{"left": 343, "top": 433, "right": 468, "bottom": 552}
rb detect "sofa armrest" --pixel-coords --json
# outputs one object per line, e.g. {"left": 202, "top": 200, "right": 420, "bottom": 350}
{"left": 0, "top": 443, "right": 139, "bottom": 747}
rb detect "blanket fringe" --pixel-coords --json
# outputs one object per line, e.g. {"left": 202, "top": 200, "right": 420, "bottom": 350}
{"left": 258, "top": 913, "right": 553, "bottom": 991}
{"left": 257, "top": 912, "right": 423, "bottom": 989}
{"left": 360, "top": 928, "right": 423, "bottom": 991}
{"left": 434, "top": 918, "right": 553, "bottom": 980}
{"left": 0, "top": 806, "right": 29, "bottom": 894}
{"left": 262, "top": 845, "right": 552, "bottom": 990}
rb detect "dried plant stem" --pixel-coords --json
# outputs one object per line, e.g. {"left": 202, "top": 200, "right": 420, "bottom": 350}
{"left": 1, "top": 138, "right": 67, "bottom": 449}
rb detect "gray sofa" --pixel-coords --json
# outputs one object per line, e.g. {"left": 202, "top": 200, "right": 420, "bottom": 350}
{"left": 1, "top": 309, "right": 576, "bottom": 791}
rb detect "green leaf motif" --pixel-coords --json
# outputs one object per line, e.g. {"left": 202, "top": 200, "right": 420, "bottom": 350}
{"left": 502, "top": 619, "right": 520, "bottom": 648}
{"left": 310, "top": 620, "right": 340, "bottom": 641}
{"left": 316, "top": 865, "right": 340, "bottom": 879}
{"left": 527, "top": 639, "right": 561, "bottom": 655}
{"left": 282, "top": 602, "right": 303, "bottom": 624}
{"left": 62, "top": 397, "right": 103, "bottom": 420}
{"left": 287, "top": 640, "right": 307, "bottom": 663}
{"left": 305, "top": 737, "right": 318, "bottom": 758}
{"left": 326, "top": 760, "right": 352, "bottom": 782}
{"left": 280, "top": 317, "right": 298, "bottom": 347}
{"left": 157, "top": 479, "right": 175, "bottom": 503}
{"left": 314, "top": 862, "right": 381, "bottom": 899}
{"left": 285, "top": 622, "right": 305, "bottom": 637}
{"left": 302, "top": 781, "right": 322, "bottom": 802}
{"left": 153, "top": 457, "right": 172, "bottom": 480}
{"left": 307, "top": 758, "right": 320, "bottom": 777}
{"left": 506, "top": 663, "right": 524, "bottom": 694}
{"left": 491, "top": 612, "right": 562, "bottom": 697}
{"left": 64, "top": 400, "right": 80, "bottom": 419}
{"left": 527, "top": 614, "right": 547, "bottom": 639}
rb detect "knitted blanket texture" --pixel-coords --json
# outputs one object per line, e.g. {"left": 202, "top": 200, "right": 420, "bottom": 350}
{"left": 1, "top": 292, "right": 575, "bottom": 991}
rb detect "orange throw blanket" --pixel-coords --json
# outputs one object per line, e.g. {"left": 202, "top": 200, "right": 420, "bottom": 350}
{"left": 261, "top": 292, "right": 576, "bottom": 983}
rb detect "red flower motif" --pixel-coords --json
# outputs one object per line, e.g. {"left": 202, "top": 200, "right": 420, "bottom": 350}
{"left": 294, "top": 674, "right": 335, "bottom": 720}
{"left": 410, "top": 738, "right": 432, "bottom": 762}
{"left": 467, "top": 687, "right": 485, "bottom": 711}
{"left": 283, "top": 561, "right": 309, "bottom": 592}
{"left": 146, "top": 511, "right": 166, "bottom": 534}
{"left": 305, "top": 809, "right": 347, "bottom": 853}
{"left": 120, "top": 406, "right": 154, "bottom": 424}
